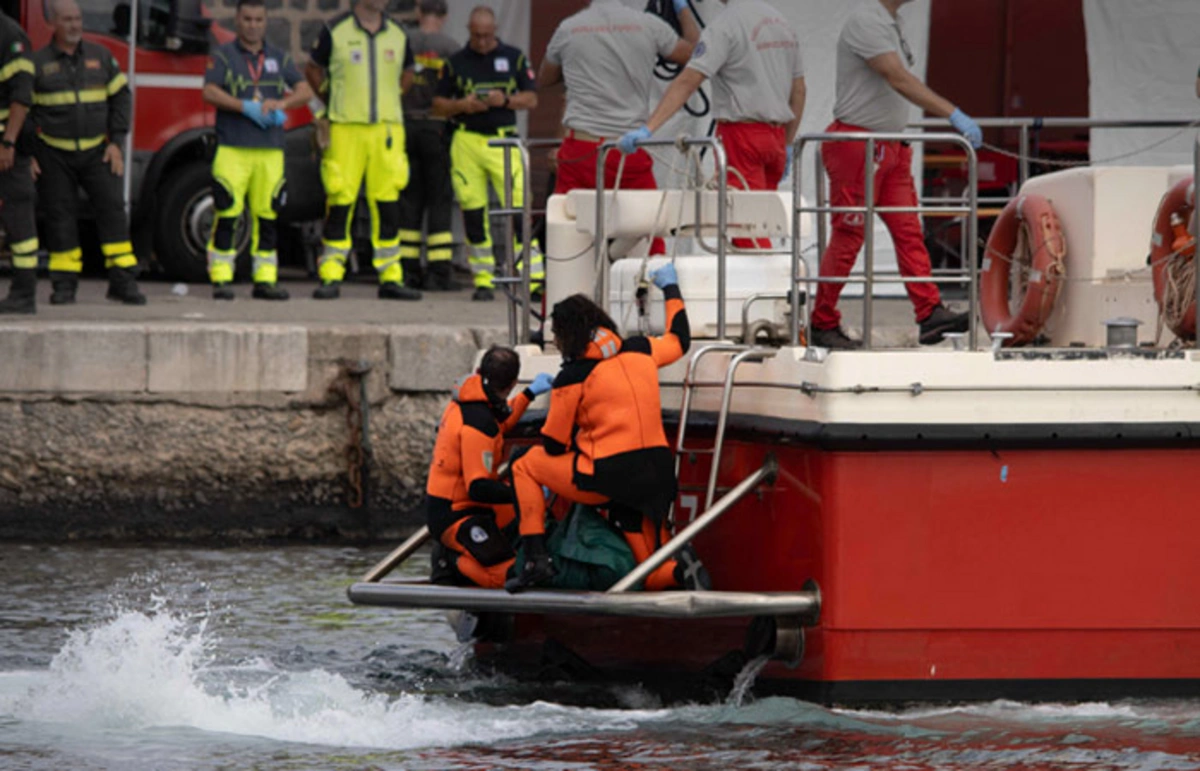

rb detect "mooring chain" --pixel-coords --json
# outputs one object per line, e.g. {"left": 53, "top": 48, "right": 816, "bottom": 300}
{"left": 329, "top": 362, "right": 372, "bottom": 510}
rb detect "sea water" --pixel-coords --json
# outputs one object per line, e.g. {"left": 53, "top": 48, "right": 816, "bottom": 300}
{"left": 3, "top": 544, "right": 1200, "bottom": 770}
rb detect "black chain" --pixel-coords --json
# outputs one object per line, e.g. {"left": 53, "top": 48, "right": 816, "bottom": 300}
{"left": 329, "top": 361, "right": 373, "bottom": 510}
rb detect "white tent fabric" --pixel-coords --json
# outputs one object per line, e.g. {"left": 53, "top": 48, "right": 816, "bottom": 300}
{"left": 629, "top": 0, "right": 932, "bottom": 297}
{"left": 1084, "top": 0, "right": 1200, "bottom": 167}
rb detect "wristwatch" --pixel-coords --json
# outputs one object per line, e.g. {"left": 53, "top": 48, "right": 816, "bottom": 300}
{"left": 503, "top": 95, "right": 511, "bottom": 109}
{"left": 0, "top": 139, "right": 14, "bottom": 148}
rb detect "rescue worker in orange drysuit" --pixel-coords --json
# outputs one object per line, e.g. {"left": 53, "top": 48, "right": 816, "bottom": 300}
{"left": 425, "top": 346, "right": 553, "bottom": 588}
{"left": 508, "top": 264, "right": 710, "bottom": 593}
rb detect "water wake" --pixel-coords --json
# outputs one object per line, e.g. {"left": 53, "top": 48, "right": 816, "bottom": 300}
{"left": 0, "top": 607, "right": 668, "bottom": 751}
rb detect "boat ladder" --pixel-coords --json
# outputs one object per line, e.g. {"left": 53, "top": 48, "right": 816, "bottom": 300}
{"left": 674, "top": 344, "right": 781, "bottom": 513}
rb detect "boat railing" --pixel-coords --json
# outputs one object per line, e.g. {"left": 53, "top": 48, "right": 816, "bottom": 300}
{"left": 910, "top": 116, "right": 1199, "bottom": 193}
{"left": 607, "top": 454, "right": 780, "bottom": 593}
{"left": 792, "top": 131, "right": 980, "bottom": 350}
{"left": 490, "top": 137, "right": 563, "bottom": 346}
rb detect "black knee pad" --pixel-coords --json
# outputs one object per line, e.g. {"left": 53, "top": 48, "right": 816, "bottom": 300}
{"left": 323, "top": 204, "right": 352, "bottom": 242}
{"left": 462, "top": 207, "right": 487, "bottom": 245}
{"left": 376, "top": 200, "right": 401, "bottom": 241}
{"left": 212, "top": 216, "right": 238, "bottom": 251}
{"left": 272, "top": 182, "right": 288, "bottom": 214}
{"left": 211, "top": 177, "right": 234, "bottom": 211}
{"left": 257, "top": 218, "right": 278, "bottom": 252}
{"left": 454, "top": 514, "right": 514, "bottom": 567}
{"left": 607, "top": 502, "right": 645, "bottom": 534}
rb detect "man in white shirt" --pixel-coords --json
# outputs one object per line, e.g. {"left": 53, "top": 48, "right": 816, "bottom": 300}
{"left": 809, "top": 0, "right": 982, "bottom": 349}
{"left": 540, "top": 0, "right": 698, "bottom": 256}
{"left": 618, "top": 0, "right": 805, "bottom": 250}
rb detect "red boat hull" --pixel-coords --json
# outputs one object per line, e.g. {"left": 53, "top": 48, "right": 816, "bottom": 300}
{"left": 481, "top": 434, "right": 1200, "bottom": 702}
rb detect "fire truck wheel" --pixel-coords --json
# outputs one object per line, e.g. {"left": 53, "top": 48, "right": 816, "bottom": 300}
{"left": 154, "top": 161, "right": 250, "bottom": 283}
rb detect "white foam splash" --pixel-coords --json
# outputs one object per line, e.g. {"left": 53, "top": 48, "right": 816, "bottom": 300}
{"left": 0, "top": 608, "right": 670, "bottom": 751}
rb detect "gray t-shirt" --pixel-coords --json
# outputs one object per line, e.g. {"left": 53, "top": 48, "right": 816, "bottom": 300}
{"left": 685, "top": 0, "right": 803, "bottom": 124}
{"left": 832, "top": 0, "right": 914, "bottom": 132}
{"left": 404, "top": 27, "right": 460, "bottom": 122}
{"left": 544, "top": 0, "right": 679, "bottom": 137}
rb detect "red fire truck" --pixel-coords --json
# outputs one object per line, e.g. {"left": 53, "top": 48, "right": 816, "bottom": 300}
{"left": 4, "top": 0, "right": 323, "bottom": 282}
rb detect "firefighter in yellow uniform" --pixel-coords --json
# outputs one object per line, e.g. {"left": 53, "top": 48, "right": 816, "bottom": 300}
{"left": 433, "top": 6, "right": 543, "bottom": 302}
{"left": 202, "top": 0, "right": 313, "bottom": 300}
{"left": 305, "top": 0, "right": 419, "bottom": 300}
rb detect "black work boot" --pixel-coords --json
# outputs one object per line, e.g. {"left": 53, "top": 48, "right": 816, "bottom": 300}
{"left": 472, "top": 286, "right": 495, "bottom": 302}
{"left": 425, "top": 261, "right": 454, "bottom": 291}
{"left": 505, "top": 534, "right": 555, "bottom": 593}
{"left": 401, "top": 258, "right": 424, "bottom": 290}
{"left": 378, "top": 282, "right": 421, "bottom": 301}
{"left": 49, "top": 272, "right": 78, "bottom": 305}
{"left": 312, "top": 281, "right": 341, "bottom": 300}
{"left": 213, "top": 282, "right": 235, "bottom": 301}
{"left": 918, "top": 304, "right": 970, "bottom": 345}
{"left": 0, "top": 268, "right": 37, "bottom": 315}
{"left": 106, "top": 267, "right": 147, "bottom": 305}
{"left": 252, "top": 282, "right": 289, "bottom": 301}
{"left": 809, "top": 326, "right": 862, "bottom": 350}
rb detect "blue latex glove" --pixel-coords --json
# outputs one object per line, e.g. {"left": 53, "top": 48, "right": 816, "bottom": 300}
{"left": 241, "top": 100, "right": 270, "bottom": 130}
{"left": 672, "top": 0, "right": 690, "bottom": 12}
{"left": 949, "top": 108, "right": 982, "bottom": 149}
{"left": 650, "top": 263, "right": 678, "bottom": 289}
{"left": 270, "top": 109, "right": 287, "bottom": 127}
{"left": 618, "top": 125, "right": 652, "bottom": 155}
{"left": 529, "top": 372, "right": 554, "bottom": 396}
{"left": 782, "top": 145, "right": 794, "bottom": 182}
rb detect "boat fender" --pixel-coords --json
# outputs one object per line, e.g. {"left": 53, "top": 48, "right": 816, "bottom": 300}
{"left": 980, "top": 193, "right": 1066, "bottom": 347}
{"left": 1150, "top": 176, "right": 1197, "bottom": 340}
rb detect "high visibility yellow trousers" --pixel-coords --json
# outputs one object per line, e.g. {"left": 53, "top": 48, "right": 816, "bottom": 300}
{"left": 450, "top": 128, "right": 544, "bottom": 290}
{"left": 208, "top": 145, "right": 285, "bottom": 285}
{"left": 318, "top": 122, "right": 411, "bottom": 285}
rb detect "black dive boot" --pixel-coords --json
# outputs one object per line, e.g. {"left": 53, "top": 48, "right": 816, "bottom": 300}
{"left": 0, "top": 268, "right": 36, "bottom": 314}
{"left": 505, "top": 534, "right": 556, "bottom": 593}
{"left": 49, "top": 272, "right": 78, "bottom": 305}
{"left": 106, "top": 266, "right": 147, "bottom": 305}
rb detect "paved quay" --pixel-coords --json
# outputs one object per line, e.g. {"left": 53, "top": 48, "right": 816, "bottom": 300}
{"left": 0, "top": 276, "right": 927, "bottom": 542}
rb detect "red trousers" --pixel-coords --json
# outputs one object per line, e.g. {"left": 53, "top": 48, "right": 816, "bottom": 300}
{"left": 717, "top": 121, "right": 787, "bottom": 250}
{"left": 555, "top": 133, "right": 665, "bottom": 255}
{"left": 811, "top": 120, "right": 941, "bottom": 330}
{"left": 512, "top": 446, "right": 681, "bottom": 590}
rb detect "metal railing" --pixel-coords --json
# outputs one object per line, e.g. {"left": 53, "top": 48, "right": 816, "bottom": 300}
{"left": 607, "top": 454, "right": 779, "bottom": 593}
{"left": 912, "top": 116, "right": 1199, "bottom": 192}
{"left": 792, "top": 132, "right": 979, "bottom": 350}
{"left": 491, "top": 137, "right": 563, "bottom": 345}
{"left": 594, "top": 137, "right": 733, "bottom": 338}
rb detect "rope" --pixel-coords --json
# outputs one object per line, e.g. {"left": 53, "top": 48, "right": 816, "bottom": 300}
{"left": 1159, "top": 238, "right": 1197, "bottom": 344}
{"left": 979, "top": 119, "right": 1200, "bottom": 168}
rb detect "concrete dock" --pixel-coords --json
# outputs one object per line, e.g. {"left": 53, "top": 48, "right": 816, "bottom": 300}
{"left": 0, "top": 276, "right": 926, "bottom": 541}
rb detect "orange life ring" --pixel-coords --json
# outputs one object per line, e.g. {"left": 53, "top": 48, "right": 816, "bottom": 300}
{"left": 1150, "top": 177, "right": 1196, "bottom": 341}
{"left": 980, "top": 194, "right": 1066, "bottom": 346}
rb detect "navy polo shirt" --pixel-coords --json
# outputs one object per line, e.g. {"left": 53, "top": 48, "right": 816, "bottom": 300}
{"left": 437, "top": 40, "right": 535, "bottom": 135}
{"left": 205, "top": 40, "right": 303, "bottom": 149}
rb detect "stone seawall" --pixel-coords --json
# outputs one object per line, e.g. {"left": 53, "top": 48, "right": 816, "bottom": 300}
{"left": 0, "top": 322, "right": 510, "bottom": 542}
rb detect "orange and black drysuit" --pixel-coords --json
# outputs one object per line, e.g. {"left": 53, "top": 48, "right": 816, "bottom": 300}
{"left": 425, "top": 374, "right": 534, "bottom": 588}
{"left": 512, "top": 284, "right": 690, "bottom": 590}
